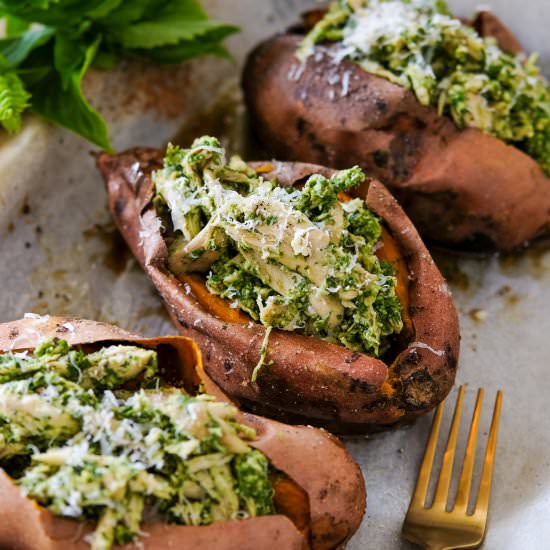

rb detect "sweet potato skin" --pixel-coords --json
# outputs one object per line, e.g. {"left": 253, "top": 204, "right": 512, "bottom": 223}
{"left": 97, "top": 149, "right": 459, "bottom": 432}
{"left": 242, "top": 19, "right": 550, "bottom": 252}
{"left": 0, "top": 316, "right": 366, "bottom": 550}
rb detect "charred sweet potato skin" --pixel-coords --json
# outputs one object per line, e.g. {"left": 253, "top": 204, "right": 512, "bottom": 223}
{"left": 242, "top": 24, "right": 550, "bottom": 252}
{"left": 0, "top": 316, "right": 365, "bottom": 550}
{"left": 97, "top": 149, "right": 459, "bottom": 432}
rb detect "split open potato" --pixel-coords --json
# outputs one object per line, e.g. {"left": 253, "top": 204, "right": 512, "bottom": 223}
{"left": 243, "top": 6, "right": 550, "bottom": 252}
{"left": 97, "top": 140, "right": 459, "bottom": 433}
{"left": 0, "top": 315, "right": 364, "bottom": 550}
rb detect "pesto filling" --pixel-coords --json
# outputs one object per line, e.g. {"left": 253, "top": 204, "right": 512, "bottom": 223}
{"left": 154, "top": 136, "right": 403, "bottom": 375}
{"left": 0, "top": 339, "right": 274, "bottom": 550}
{"left": 298, "top": 0, "right": 550, "bottom": 177}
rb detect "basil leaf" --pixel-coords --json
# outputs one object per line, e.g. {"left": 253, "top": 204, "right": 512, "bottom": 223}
{"left": 5, "top": 15, "right": 30, "bottom": 37}
{"left": 0, "top": 0, "right": 238, "bottom": 147}
{"left": 102, "top": 0, "right": 234, "bottom": 50}
{"left": 54, "top": 34, "right": 88, "bottom": 89}
{"left": 139, "top": 27, "right": 236, "bottom": 64}
{"left": 116, "top": 19, "right": 234, "bottom": 49}
{"left": 0, "top": 70, "right": 31, "bottom": 132}
{"left": 28, "top": 36, "right": 112, "bottom": 150}
{"left": 0, "top": 26, "right": 55, "bottom": 67}
{"left": 0, "top": 1, "right": 110, "bottom": 27}
{"left": 158, "top": 0, "right": 206, "bottom": 19}
{"left": 95, "top": 0, "right": 165, "bottom": 26}
{"left": 86, "top": 0, "right": 124, "bottom": 19}
{"left": 17, "top": 65, "right": 52, "bottom": 87}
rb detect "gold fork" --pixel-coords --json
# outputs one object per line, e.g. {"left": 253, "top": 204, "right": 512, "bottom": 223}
{"left": 402, "top": 385, "right": 503, "bottom": 550}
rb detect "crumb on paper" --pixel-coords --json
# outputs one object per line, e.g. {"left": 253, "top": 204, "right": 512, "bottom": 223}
{"left": 469, "top": 308, "right": 488, "bottom": 322}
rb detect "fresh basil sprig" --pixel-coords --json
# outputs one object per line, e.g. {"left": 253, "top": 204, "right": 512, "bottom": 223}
{"left": 0, "top": 0, "right": 238, "bottom": 150}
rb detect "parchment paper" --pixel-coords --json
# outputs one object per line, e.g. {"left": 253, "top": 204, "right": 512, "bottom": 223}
{"left": 0, "top": 1, "right": 549, "bottom": 548}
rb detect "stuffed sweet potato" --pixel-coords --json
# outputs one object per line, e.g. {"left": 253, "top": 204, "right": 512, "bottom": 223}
{"left": 0, "top": 315, "right": 364, "bottom": 550}
{"left": 243, "top": 1, "right": 550, "bottom": 252}
{"left": 97, "top": 137, "right": 459, "bottom": 433}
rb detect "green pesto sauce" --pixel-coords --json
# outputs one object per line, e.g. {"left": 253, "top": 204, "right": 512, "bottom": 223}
{"left": 0, "top": 340, "right": 274, "bottom": 550}
{"left": 154, "top": 136, "right": 403, "bottom": 365}
{"left": 298, "top": 0, "right": 550, "bottom": 177}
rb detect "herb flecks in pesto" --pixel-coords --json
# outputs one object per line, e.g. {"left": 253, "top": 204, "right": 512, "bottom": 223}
{"left": 299, "top": 0, "right": 550, "bottom": 177}
{"left": 154, "top": 136, "right": 403, "bottom": 364}
{"left": 0, "top": 340, "right": 274, "bottom": 550}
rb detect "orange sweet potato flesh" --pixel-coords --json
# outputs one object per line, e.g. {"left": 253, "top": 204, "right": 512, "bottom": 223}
{"left": 179, "top": 274, "right": 250, "bottom": 325}
{"left": 377, "top": 228, "right": 412, "bottom": 335}
{"left": 97, "top": 149, "right": 459, "bottom": 432}
{"left": 273, "top": 476, "right": 311, "bottom": 540}
{"left": 242, "top": 12, "right": 550, "bottom": 252}
{"left": 0, "top": 316, "right": 365, "bottom": 550}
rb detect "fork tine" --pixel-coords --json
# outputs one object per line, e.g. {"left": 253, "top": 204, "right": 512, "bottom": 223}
{"left": 474, "top": 390, "right": 503, "bottom": 518}
{"left": 410, "top": 397, "right": 445, "bottom": 507}
{"left": 432, "top": 384, "right": 466, "bottom": 509}
{"left": 454, "top": 388, "right": 484, "bottom": 512}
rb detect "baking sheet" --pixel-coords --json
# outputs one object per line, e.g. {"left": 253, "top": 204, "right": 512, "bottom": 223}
{"left": 1, "top": 1, "right": 549, "bottom": 548}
